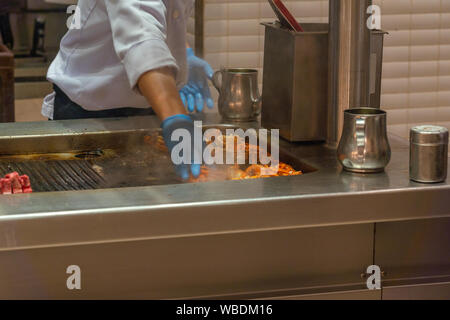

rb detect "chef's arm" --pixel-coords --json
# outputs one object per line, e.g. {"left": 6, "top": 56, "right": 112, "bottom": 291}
{"left": 138, "top": 67, "right": 186, "bottom": 121}
{"left": 104, "top": 0, "right": 182, "bottom": 118}
{"left": 105, "top": 0, "right": 200, "bottom": 179}
{"left": 138, "top": 66, "right": 202, "bottom": 180}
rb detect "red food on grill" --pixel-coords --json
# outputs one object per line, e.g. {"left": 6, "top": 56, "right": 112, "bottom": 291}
{"left": 0, "top": 178, "right": 12, "bottom": 194}
{"left": 5, "top": 172, "right": 23, "bottom": 194}
{"left": 20, "top": 175, "right": 33, "bottom": 193}
{"left": 0, "top": 172, "right": 32, "bottom": 195}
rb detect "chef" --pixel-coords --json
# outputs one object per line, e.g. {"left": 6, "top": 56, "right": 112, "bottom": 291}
{"left": 42, "top": 0, "right": 213, "bottom": 180}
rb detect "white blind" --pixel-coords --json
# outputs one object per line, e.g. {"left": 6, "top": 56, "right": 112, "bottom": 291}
{"left": 375, "top": 0, "right": 450, "bottom": 140}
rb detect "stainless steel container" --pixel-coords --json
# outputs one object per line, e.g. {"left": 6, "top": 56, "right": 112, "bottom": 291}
{"left": 410, "top": 125, "right": 449, "bottom": 183}
{"left": 261, "top": 22, "right": 387, "bottom": 142}
{"left": 261, "top": 23, "right": 328, "bottom": 142}
{"left": 212, "top": 68, "right": 262, "bottom": 122}
{"left": 337, "top": 108, "right": 391, "bottom": 173}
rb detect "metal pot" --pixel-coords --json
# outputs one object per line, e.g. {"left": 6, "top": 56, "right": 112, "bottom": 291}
{"left": 337, "top": 108, "right": 391, "bottom": 173}
{"left": 212, "top": 68, "right": 261, "bottom": 122}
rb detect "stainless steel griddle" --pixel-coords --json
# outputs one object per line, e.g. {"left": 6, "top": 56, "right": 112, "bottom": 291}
{"left": 0, "top": 117, "right": 314, "bottom": 193}
{"left": 0, "top": 144, "right": 179, "bottom": 192}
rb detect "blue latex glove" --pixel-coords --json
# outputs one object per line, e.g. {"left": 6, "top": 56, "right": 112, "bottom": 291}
{"left": 179, "top": 48, "right": 214, "bottom": 113}
{"left": 161, "top": 114, "right": 203, "bottom": 180}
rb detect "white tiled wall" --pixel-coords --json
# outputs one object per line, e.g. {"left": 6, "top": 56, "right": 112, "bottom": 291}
{"left": 202, "top": 0, "right": 450, "bottom": 143}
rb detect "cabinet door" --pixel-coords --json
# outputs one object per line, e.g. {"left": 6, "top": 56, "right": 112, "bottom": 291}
{"left": 383, "top": 281, "right": 450, "bottom": 300}
{"left": 375, "top": 218, "right": 450, "bottom": 281}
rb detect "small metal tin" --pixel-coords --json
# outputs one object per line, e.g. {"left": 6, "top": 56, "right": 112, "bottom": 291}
{"left": 410, "top": 125, "right": 449, "bottom": 183}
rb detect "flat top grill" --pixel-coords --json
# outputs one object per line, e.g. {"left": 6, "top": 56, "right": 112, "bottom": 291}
{"left": 0, "top": 143, "right": 181, "bottom": 192}
{"left": 0, "top": 129, "right": 312, "bottom": 193}
{"left": 0, "top": 159, "right": 106, "bottom": 192}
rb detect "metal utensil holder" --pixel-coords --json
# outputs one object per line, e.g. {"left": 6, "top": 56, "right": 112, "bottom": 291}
{"left": 261, "top": 22, "right": 386, "bottom": 142}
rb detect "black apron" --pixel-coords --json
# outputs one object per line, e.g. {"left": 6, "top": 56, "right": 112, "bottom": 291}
{"left": 52, "top": 85, "right": 155, "bottom": 120}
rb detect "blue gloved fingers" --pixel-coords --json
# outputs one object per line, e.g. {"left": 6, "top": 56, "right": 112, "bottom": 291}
{"left": 191, "top": 164, "right": 201, "bottom": 178}
{"left": 161, "top": 114, "right": 205, "bottom": 180}
{"left": 185, "top": 48, "right": 214, "bottom": 111}
{"left": 191, "top": 136, "right": 204, "bottom": 178}
{"left": 184, "top": 84, "right": 204, "bottom": 113}
{"left": 173, "top": 152, "right": 202, "bottom": 180}
{"left": 176, "top": 164, "right": 201, "bottom": 180}
{"left": 199, "top": 83, "right": 214, "bottom": 109}
{"left": 183, "top": 84, "right": 198, "bottom": 95}
{"left": 179, "top": 91, "right": 187, "bottom": 108}
{"left": 192, "top": 77, "right": 213, "bottom": 110}
{"left": 176, "top": 164, "right": 190, "bottom": 181}
{"left": 202, "top": 61, "right": 214, "bottom": 80}
{"left": 195, "top": 92, "right": 204, "bottom": 113}
{"left": 187, "top": 93, "right": 195, "bottom": 113}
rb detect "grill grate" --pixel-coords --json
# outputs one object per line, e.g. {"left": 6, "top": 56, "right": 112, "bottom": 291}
{"left": 0, "top": 160, "right": 106, "bottom": 192}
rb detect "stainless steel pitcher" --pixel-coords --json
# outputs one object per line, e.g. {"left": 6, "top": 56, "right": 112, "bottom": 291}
{"left": 337, "top": 108, "right": 391, "bottom": 173}
{"left": 212, "top": 68, "right": 262, "bottom": 122}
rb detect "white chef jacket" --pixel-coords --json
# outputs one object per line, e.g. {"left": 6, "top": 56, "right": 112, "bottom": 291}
{"left": 42, "top": 0, "right": 194, "bottom": 119}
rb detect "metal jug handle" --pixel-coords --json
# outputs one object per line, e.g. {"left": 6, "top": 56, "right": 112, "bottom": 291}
{"left": 356, "top": 117, "right": 366, "bottom": 160}
{"left": 212, "top": 70, "right": 223, "bottom": 94}
{"left": 253, "top": 96, "right": 262, "bottom": 116}
{"left": 250, "top": 80, "right": 262, "bottom": 116}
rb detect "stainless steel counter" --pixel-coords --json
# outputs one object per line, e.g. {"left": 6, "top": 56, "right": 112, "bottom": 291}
{"left": 0, "top": 115, "right": 449, "bottom": 252}
{"left": 0, "top": 115, "right": 449, "bottom": 299}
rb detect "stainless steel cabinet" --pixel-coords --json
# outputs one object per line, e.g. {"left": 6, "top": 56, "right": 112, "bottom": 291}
{"left": 1, "top": 218, "right": 449, "bottom": 299}
{"left": 376, "top": 217, "right": 450, "bottom": 300}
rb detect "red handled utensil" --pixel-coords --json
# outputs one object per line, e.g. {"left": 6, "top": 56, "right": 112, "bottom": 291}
{"left": 268, "top": 0, "right": 304, "bottom": 32}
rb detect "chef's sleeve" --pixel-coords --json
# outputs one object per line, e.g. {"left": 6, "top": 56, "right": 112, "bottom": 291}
{"left": 104, "top": 0, "right": 179, "bottom": 90}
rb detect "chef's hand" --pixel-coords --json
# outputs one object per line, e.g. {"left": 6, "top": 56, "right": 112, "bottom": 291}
{"left": 179, "top": 48, "right": 214, "bottom": 113}
{"left": 161, "top": 114, "right": 203, "bottom": 180}
{"left": 137, "top": 67, "right": 203, "bottom": 180}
